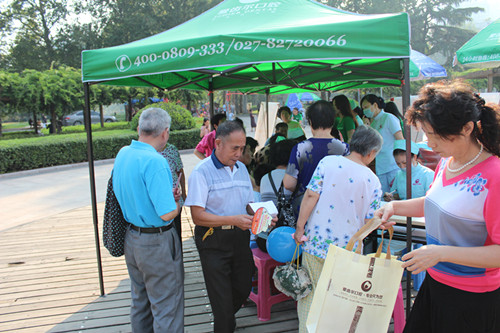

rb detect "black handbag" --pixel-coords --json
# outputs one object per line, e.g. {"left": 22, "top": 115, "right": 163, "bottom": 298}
{"left": 268, "top": 173, "right": 297, "bottom": 228}
{"left": 103, "top": 173, "right": 128, "bottom": 257}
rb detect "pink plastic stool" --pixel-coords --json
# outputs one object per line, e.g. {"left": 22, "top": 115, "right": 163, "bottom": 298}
{"left": 391, "top": 284, "right": 406, "bottom": 333}
{"left": 249, "top": 247, "right": 291, "bottom": 321}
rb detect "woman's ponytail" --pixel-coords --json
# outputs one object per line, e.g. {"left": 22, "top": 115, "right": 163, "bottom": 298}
{"left": 378, "top": 96, "right": 386, "bottom": 110}
{"left": 474, "top": 94, "right": 500, "bottom": 157}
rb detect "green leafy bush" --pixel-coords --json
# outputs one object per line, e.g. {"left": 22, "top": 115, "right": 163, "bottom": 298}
{"left": 0, "top": 128, "right": 200, "bottom": 173}
{"left": 129, "top": 102, "right": 195, "bottom": 131}
{"left": 167, "top": 128, "right": 200, "bottom": 150}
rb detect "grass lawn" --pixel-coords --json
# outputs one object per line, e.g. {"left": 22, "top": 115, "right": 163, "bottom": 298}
{"left": 3, "top": 122, "right": 30, "bottom": 130}
{"left": 0, "top": 129, "right": 136, "bottom": 147}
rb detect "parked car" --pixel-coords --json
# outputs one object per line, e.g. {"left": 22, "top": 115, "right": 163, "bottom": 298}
{"left": 62, "top": 111, "right": 116, "bottom": 126}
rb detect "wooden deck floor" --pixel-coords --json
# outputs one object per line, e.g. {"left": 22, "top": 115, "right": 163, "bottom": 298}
{"left": 0, "top": 204, "right": 299, "bottom": 333}
{"left": 0, "top": 204, "right": 414, "bottom": 332}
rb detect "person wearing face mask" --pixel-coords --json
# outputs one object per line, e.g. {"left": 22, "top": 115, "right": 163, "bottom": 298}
{"left": 383, "top": 140, "right": 434, "bottom": 201}
{"left": 361, "top": 94, "right": 404, "bottom": 193}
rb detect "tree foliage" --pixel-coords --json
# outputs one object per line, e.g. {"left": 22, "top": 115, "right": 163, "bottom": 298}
{"left": 161, "top": 89, "right": 206, "bottom": 112}
{"left": 322, "top": 0, "right": 483, "bottom": 65}
{"left": 80, "top": 0, "right": 221, "bottom": 48}
{"left": 0, "top": 66, "right": 83, "bottom": 132}
{"left": 0, "top": 0, "right": 70, "bottom": 71}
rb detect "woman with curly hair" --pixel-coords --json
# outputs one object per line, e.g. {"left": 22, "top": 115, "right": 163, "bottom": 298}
{"left": 376, "top": 80, "right": 500, "bottom": 333}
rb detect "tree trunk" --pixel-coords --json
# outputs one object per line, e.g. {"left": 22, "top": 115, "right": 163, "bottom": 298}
{"left": 127, "top": 98, "right": 133, "bottom": 121}
{"left": 57, "top": 114, "right": 62, "bottom": 134}
{"left": 0, "top": 115, "right": 2, "bottom": 137}
{"left": 243, "top": 94, "right": 248, "bottom": 114}
{"left": 99, "top": 104, "right": 104, "bottom": 127}
{"left": 50, "top": 109, "right": 57, "bottom": 134}
{"left": 33, "top": 110, "right": 39, "bottom": 134}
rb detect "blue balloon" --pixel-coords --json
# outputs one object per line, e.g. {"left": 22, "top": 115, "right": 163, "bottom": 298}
{"left": 266, "top": 226, "right": 302, "bottom": 263}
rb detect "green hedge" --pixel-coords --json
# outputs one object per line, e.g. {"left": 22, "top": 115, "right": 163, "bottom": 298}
{"left": 130, "top": 102, "right": 195, "bottom": 131}
{"left": 0, "top": 128, "right": 199, "bottom": 174}
{"left": 0, "top": 131, "right": 41, "bottom": 140}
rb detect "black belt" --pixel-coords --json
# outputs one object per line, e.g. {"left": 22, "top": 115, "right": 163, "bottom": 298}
{"left": 129, "top": 223, "right": 173, "bottom": 234}
{"left": 214, "top": 225, "right": 235, "bottom": 230}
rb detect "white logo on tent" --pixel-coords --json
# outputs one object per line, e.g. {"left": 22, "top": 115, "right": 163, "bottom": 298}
{"left": 115, "top": 55, "right": 132, "bottom": 72}
{"left": 239, "top": 0, "right": 260, "bottom": 3}
{"left": 487, "top": 32, "right": 500, "bottom": 41}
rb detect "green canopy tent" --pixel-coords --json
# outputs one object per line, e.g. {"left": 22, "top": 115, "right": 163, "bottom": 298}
{"left": 454, "top": 18, "right": 500, "bottom": 92}
{"left": 455, "top": 18, "right": 500, "bottom": 68}
{"left": 81, "top": 0, "right": 414, "bottom": 306}
{"left": 82, "top": 0, "right": 411, "bottom": 92}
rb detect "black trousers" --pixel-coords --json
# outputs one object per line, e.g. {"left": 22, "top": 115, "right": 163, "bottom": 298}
{"left": 194, "top": 226, "right": 255, "bottom": 333}
{"left": 404, "top": 273, "right": 500, "bottom": 333}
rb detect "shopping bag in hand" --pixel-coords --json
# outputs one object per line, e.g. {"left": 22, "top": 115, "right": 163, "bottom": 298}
{"left": 273, "top": 244, "right": 312, "bottom": 301}
{"left": 306, "top": 218, "right": 404, "bottom": 333}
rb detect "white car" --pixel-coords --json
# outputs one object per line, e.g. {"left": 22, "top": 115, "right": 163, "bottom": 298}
{"left": 62, "top": 111, "right": 116, "bottom": 126}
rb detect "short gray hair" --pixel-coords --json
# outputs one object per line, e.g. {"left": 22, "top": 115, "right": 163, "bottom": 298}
{"left": 215, "top": 120, "right": 245, "bottom": 139}
{"left": 349, "top": 125, "right": 383, "bottom": 156}
{"left": 138, "top": 108, "right": 171, "bottom": 137}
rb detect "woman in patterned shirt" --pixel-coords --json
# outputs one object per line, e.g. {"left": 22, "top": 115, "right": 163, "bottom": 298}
{"left": 377, "top": 80, "right": 500, "bottom": 333}
{"left": 160, "top": 143, "right": 186, "bottom": 243}
{"left": 292, "top": 125, "right": 383, "bottom": 333}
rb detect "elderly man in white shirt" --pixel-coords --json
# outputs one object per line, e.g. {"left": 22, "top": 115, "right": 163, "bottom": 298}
{"left": 185, "top": 121, "right": 256, "bottom": 332}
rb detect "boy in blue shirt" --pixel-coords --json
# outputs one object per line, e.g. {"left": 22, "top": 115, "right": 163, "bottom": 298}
{"left": 384, "top": 139, "right": 434, "bottom": 201}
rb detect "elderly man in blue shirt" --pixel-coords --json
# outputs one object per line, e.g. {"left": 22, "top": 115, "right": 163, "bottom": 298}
{"left": 186, "top": 121, "right": 272, "bottom": 332}
{"left": 113, "top": 107, "right": 183, "bottom": 332}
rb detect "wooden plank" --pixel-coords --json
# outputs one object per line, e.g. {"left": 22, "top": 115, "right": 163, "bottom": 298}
{"left": 0, "top": 204, "right": 408, "bottom": 333}
{"left": 0, "top": 270, "right": 203, "bottom": 293}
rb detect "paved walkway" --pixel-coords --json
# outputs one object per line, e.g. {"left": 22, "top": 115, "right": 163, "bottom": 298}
{"left": 0, "top": 149, "right": 202, "bottom": 233}
{"left": 0, "top": 113, "right": 311, "bottom": 232}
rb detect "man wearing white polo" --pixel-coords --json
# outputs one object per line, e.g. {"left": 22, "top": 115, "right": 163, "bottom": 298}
{"left": 185, "top": 121, "right": 255, "bottom": 332}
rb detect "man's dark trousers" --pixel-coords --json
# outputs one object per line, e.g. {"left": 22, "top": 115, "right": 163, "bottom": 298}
{"left": 195, "top": 226, "right": 255, "bottom": 332}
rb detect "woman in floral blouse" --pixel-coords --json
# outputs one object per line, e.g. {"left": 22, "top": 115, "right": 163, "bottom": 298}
{"left": 293, "top": 125, "right": 383, "bottom": 333}
{"left": 160, "top": 143, "right": 186, "bottom": 242}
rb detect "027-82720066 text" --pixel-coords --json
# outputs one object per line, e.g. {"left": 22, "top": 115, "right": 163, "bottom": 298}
{"left": 130, "top": 35, "right": 348, "bottom": 68}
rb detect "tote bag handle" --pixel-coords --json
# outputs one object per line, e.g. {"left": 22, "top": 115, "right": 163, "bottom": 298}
{"left": 345, "top": 218, "right": 382, "bottom": 254}
{"left": 374, "top": 226, "right": 395, "bottom": 260}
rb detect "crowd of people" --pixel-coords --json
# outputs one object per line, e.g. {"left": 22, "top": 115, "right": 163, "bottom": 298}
{"left": 111, "top": 79, "right": 500, "bottom": 332}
